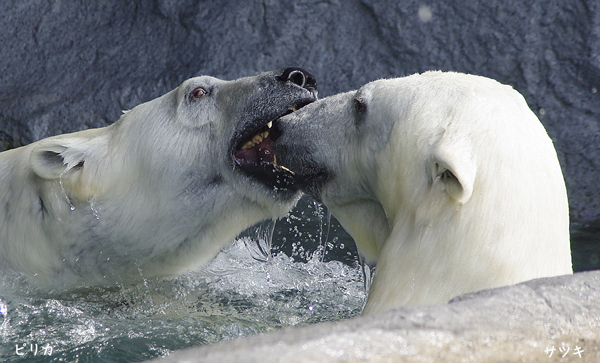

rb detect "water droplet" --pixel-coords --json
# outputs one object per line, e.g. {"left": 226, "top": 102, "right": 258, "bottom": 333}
{"left": 89, "top": 198, "right": 100, "bottom": 220}
{"left": 418, "top": 5, "right": 433, "bottom": 23}
{"left": 0, "top": 300, "right": 8, "bottom": 316}
{"left": 59, "top": 171, "right": 75, "bottom": 211}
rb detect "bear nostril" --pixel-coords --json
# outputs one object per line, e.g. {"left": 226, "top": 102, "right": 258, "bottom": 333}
{"left": 278, "top": 67, "right": 317, "bottom": 91}
{"left": 288, "top": 70, "right": 306, "bottom": 88}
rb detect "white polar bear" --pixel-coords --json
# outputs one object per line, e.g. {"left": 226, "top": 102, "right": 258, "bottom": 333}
{"left": 0, "top": 68, "right": 317, "bottom": 288}
{"left": 273, "top": 71, "right": 572, "bottom": 314}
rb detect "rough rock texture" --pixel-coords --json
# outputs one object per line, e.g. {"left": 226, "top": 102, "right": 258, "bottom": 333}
{"left": 149, "top": 271, "right": 600, "bottom": 363}
{"left": 0, "top": 0, "right": 599, "bottom": 223}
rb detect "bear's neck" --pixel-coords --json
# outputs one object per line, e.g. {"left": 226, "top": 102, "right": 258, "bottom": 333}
{"left": 327, "top": 199, "right": 391, "bottom": 264}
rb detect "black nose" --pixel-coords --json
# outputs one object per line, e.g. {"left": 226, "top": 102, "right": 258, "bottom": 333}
{"left": 278, "top": 67, "right": 317, "bottom": 92}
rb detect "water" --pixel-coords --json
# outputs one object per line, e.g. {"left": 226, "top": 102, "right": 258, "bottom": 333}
{"left": 0, "top": 195, "right": 597, "bottom": 362}
{"left": 0, "top": 196, "right": 366, "bottom": 362}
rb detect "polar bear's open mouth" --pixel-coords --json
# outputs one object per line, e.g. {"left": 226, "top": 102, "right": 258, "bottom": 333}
{"left": 232, "top": 105, "right": 307, "bottom": 188}
{"left": 234, "top": 122, "right": 283, "bottom": 168}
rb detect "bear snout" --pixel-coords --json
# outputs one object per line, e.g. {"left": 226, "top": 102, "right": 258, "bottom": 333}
{"left": 277, "top": 67, "right": 317, "bottom": 95}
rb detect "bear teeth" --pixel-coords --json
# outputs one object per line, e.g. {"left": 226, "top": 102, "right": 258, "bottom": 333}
{"left": 241, "top": 131, "right": 270, "bottom": 150}
{"left": 237, "top": 113, "right": 280, "bottom": 150}
{"left": 252, "top": 134, "right": 263, "bottom": 144}
{"left": 279, "top": 165, "right": 295, "bottom": 175}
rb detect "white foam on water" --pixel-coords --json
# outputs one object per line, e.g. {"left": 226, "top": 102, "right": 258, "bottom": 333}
{"left": 0, "top": 235, "right": 366, "bottom": 362}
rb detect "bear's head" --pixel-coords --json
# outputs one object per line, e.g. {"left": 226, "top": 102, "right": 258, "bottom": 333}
{"left": 20, "top": 68, "right": 317, "bottom": 284}
{"left": 274, "top": 75, "right": 476, "bottom": 219}
{"left": 29, "top": 68, "right": 317, "bottom": 214}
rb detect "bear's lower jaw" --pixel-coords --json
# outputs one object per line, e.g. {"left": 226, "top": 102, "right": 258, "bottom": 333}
{"left": 236, "top": 160, "right": 298, "bottom": 195}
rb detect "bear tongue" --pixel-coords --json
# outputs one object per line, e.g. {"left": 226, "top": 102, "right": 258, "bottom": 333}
{"left": 235, "top": 137, "right": 276, "bottom": 165}
{"left": 234, "top": 148, "right": 258, "bottom": 164}
{"left": 257, "top": 137, "right": 276, "bottom": 164}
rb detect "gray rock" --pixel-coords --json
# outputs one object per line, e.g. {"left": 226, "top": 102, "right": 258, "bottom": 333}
{"left": 0, "top": 0, "right": 599, "bottom": 222}
{"left": 147, "top": 271, "right": 600, "bottom": 363}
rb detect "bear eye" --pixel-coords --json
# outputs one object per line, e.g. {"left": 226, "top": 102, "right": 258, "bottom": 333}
{"left": 191, "top": 87, "right": 208, "bottom": 99}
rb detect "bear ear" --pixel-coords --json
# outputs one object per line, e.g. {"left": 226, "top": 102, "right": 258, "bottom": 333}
{"left": 430, "top": 137, "right": 477, "bottom": 205}
{"left": 30, "top": 138, "right": 89, "bottom": 180}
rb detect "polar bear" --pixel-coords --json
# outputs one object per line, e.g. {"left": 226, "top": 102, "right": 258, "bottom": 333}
{"left": 0, "top": 68, "right": 317, "bottom": 288}
{"left": 273, "top": 71, "right": 572, "bottom": 314}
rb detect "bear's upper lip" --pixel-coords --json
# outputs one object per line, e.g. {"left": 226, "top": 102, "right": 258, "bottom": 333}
{"left": 230, "top": 98, "right": 314, "bottom": 187}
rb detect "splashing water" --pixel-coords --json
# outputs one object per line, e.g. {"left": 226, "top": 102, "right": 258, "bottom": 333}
{"left": 0, "top": 197, "right": 366, "bottom": 362}
{"left": 88, "top": 197, "right": 100, "bottom": 220}
{"left": 59, "top": 171, "right": 75, "bottom": 212}
{"left": 242, "top": 219, "right": 276, "bottom": 263}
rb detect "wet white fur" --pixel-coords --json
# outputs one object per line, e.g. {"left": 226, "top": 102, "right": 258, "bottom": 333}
{"left": 0, "top": 74, "right": 299, "bottom": 288}
{"left": 286, "top": 72, "right": 572, "bottom": 314}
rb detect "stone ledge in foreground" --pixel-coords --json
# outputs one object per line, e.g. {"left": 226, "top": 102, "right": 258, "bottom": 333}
{"left": 147, "top": 270, "right": 600, "bottom": 363}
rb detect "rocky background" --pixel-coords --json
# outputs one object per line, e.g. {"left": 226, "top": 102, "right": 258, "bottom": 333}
{"left": 1, "top": 0, "right": 599, "bottom": 226}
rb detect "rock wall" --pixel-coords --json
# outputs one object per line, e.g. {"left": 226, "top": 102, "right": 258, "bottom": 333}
{"left": 1, "top": 0, "right": 599, "bottom": 223}
{"left": 149, "top": 271, "right": 600, "bottom": 363}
